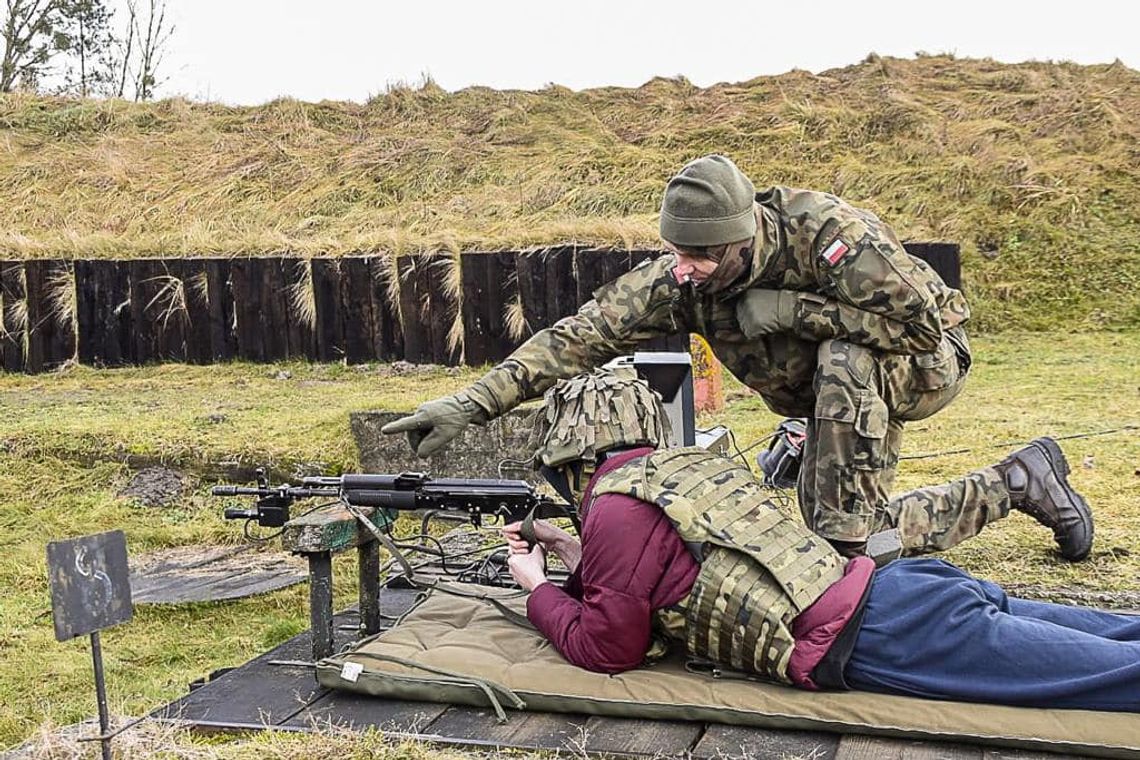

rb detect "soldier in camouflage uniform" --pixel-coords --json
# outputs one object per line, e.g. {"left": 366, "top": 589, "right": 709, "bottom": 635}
{"left": 383, "top": 154, "right": 1093, "bottom": 561}
{"left": 503, "top": 368, "right": 1140, "bottom": 711}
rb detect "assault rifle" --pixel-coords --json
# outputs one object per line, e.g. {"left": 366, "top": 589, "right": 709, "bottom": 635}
{"left": 213, "top": 469, "right": 574, "bottom": 532}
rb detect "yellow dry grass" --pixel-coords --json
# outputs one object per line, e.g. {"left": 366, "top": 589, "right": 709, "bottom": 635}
{"left": 0, "top": 55, "right": 1137, "bottom": 330}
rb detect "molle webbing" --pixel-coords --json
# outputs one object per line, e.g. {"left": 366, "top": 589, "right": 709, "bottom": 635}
{"left": 591, "top": 448, "right": 845, "bottom": 682}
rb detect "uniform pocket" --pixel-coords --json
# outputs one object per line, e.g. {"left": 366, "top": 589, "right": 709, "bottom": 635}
{"left": 912, "top": 338, "right": 958, "bottom": 391}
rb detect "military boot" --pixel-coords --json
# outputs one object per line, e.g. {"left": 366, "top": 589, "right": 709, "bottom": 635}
{"left": 995, "top": 437, "right": 1094, "bottom": 561}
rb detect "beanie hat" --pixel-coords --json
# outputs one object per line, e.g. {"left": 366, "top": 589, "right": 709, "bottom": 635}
{"left": 659, "top": 155, "right": 757, "bottom": 247}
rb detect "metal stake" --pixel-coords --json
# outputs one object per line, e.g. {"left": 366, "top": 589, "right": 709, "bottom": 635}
{"left": 90, "top": 631, "right": 112, "bottom": 760}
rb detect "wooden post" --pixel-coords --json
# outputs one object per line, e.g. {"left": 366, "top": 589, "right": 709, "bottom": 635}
{"left": 903, "top": 242, "right": 962, "bottom": 290}
{"left": 1, "top": 262, "right": 26, "bottom": 372}
{"left": 358, "top": 539, "right": 381, "bottom": 636}
{"left": 260, "top": 256, "right": 291, "bottom": 362}
{"left": 307, "top": 552, "right": 334, "bottom": 661}
{"left": 230, "top": 257, "right": 266, "bottom": 361}
{"left": 364, "top": 257, "right": 401, "bottom": 362}
{"left": 311, "top": 258, "right": 344, "bottom": 362}
{"left": 24, "top": 259, "right": 75, "bottom": 372}
{"left": 574, "top": 248, "right": 631, "bottom": 308}
{"left": 339, "top": 257, "right": 377, "bottom": 364}
{"left": 424, "top": 254, "right": 459, "bottom": 365}
{"left": 203, "top": 258, "right": 236, "bottom": 362}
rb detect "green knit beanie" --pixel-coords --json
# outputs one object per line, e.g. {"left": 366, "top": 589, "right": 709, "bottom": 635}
{"left": 659, "top": 155, "right": 757, "bottom": 247}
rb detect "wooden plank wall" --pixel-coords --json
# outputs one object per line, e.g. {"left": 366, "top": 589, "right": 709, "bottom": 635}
{"left": 0, "top": 244, "right": 962, "bottom": 373}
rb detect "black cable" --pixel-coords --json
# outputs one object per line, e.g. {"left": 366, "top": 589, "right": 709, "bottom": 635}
{"left": 899, "top": 425, "right": 1138, "bottom": 461}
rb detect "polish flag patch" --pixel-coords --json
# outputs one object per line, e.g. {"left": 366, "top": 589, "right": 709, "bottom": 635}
{"left": 821, "top": 239, "right": 850, "bottom": 266}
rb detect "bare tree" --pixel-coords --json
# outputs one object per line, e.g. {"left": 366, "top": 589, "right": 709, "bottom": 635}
{"left": 126, "top": 0, "right": 171, "bottom": 101}
{"left": 2, "top": 0, "right": 65, "bottom": 92}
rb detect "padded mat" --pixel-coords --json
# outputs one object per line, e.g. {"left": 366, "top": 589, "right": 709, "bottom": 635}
{"left": 317, "top": 586, "right": 1140, "bottom": 759}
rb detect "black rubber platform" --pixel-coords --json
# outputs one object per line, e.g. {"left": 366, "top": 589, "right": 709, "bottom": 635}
{"left": 154, "top": 586, "right": 1089, "bottom": 759}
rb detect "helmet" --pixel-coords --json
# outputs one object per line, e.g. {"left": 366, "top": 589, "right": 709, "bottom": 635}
{"left": 533, "top": 367, "right": 671, "bottom": 468}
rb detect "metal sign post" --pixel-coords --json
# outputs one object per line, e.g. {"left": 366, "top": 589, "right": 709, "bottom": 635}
{"left": 47, "top": 530, "right": 133, "bottom": 760}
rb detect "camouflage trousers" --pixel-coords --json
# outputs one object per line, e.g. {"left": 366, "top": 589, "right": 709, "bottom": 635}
{"left": 796, "top": 328, "right": 1012, "bottom": 551}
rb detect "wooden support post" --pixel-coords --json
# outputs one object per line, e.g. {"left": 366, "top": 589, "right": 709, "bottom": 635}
{"left": 311, "top": 258, "right": 344, "bottom": 362}
{"left": 1, "top": 262, "right": 26, "bottom": 372}
{"left": 368, "top": 257, "right": 403, "bottom": 362}
{"left": 358, "top": 539, "right": 381, "bottom": 636}
{"left": 340, "top": 257, "right": 377, "bottom": 364}
{"left": 203, "top": 258, "right": 236, "bottom": 362}
{"left": 24, "top": 259, "right": 75, "bottom": 372}
{"left": 308, "top": 551, "right": 334, "bottom": 661}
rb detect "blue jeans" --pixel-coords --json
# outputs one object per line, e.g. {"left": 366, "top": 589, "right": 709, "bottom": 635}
{"left": 845, "top": 558, "right": 1140, "bottom": 712}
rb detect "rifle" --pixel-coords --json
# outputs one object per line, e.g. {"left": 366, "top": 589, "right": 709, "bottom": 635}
{"left": 213, "top": 469, "right": 574, "bottom": 535}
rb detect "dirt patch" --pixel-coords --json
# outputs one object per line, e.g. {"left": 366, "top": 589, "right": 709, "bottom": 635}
{"left": 118, "top": 466, "right": 185, "bottom": 507}
{"left": 130, "top": 543, "right": 307, "bottom": 603}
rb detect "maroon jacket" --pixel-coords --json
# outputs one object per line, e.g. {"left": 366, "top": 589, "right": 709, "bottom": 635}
{"left": 526, "top": 447, "right": 874, "bottom": 685}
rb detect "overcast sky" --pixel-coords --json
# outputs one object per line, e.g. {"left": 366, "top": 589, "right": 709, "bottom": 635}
{"left": 144, "top": 0, "right": 1138, "bottom": 104}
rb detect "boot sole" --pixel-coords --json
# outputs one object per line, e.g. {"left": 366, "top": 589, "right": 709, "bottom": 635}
{"left": 1030, "top": 436, "right": 1094, "bottom": 561}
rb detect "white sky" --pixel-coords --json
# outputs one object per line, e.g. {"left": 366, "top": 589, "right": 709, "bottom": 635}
{"left": 142, "top": 0, "right": 1138, "bottom": 104}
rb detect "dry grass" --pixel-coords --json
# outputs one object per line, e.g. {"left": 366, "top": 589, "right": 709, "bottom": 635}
{"left": 0, "top": 56, "right": 1137, "bottom": 330}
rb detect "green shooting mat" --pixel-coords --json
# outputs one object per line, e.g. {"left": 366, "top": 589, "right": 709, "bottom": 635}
{"left": 317, "top": 584, "right": 1140, "bottom": 759}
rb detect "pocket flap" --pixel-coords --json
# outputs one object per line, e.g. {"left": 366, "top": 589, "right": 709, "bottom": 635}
{"left": 856, "top": 390, "right": 888, "bottom": 439}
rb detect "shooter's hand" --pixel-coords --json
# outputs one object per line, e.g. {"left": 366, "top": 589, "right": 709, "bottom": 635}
{"left": 380, "top": 392, "right": 488, "bottom": 458}
{"left": 502, "top": 519, "right": 570, "bottom": 554}
{"left": 507, "top": 544, "right": 548, "bottom": 592}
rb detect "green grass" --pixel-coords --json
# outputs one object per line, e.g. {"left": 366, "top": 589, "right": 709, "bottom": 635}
{"left": 1, "top": 332, "right": 1139, "bottom": 749}
{"left": 2, "top": 55, "right": 1139, "bottom": 331}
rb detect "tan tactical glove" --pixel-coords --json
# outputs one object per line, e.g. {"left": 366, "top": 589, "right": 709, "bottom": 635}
{"left": 380, "top": 391, "right": 490, "bottom": 458}
{"left": 735, "top": 288, "right": 798, "bottom": 338}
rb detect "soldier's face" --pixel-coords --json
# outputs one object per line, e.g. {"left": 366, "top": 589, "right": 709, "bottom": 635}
{"left": 667, "top": 246, "right": 720, "bottom": 286}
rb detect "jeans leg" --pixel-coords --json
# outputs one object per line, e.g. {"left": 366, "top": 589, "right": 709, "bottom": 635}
{"left": 1006, "top": 596, "right": 1140, "bottom": 641}
{"left": 847, "top": 558, "right": 1140, "bottom": 712}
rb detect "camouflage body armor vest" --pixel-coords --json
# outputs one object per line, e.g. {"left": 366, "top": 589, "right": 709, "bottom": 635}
{"left": 590, "top": 447, "right": 846, "bottom": 683}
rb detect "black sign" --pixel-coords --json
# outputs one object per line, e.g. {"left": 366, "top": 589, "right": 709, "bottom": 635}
{"left": 47, "top": 530, "right": 133, "bottom": 642}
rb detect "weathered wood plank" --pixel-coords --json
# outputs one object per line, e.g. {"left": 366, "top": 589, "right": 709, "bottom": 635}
{"left": 179, "top": 259, "right": 213, "bottom": 364}
{"left": 23, "top": 259, "right": 75, "bottom": 371}
{"left": 281, "top": 690, "right": 448, "bottom": 732}
{"left": 692, "top": 724, "right": 839, "bottom": 760}
{"left": 396, "top": 255, "right": 431, "bottom": 364}
{"left": 368, "top": 256, "right": 403, "bottom": 361}
{"left": 904, "top": 242, "right": 962, "bottom": 291}
{"left": 339, "top": 257, "right": 376, "bottom": 364}
{"left": 311, "top": 257, "right": 345, "bottom": 362}
{"left": 981, "top": 748, "right": 1089, "bottom": 760}
{"left": 422, "top": 254, "right": 458, "bottom": 365}
{"left": 155, "top": 614, "right": 351, "bottom": 727}
{"left": 421, "top": 706, "right": 531, "bottom": 744}
{"left": 574, "top": 248, "right": 631, "bottom": 308}
{"left": 279, "top": 503, "right": 395, "bottom": 554}
{"left": 203, "top": 258, "right": 236, "bottom": 362}
{"left": 0, "top": 261, "right": 24, "bottom": 372}
{"left": 836, "top": 735, "right": 982, "bottom": 760}
{"left": 260, "top": 256, "right": 291, "bottom": 361}
{"left": 229, "top": 257, "right": 265, "bottom": 361}
{"left": 579, "top": 715, "right": 701, "bottom": 757}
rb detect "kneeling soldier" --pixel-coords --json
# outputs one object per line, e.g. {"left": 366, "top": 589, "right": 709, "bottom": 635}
{"left": 503, "top": 368, "right": 1139, "bottom": 711}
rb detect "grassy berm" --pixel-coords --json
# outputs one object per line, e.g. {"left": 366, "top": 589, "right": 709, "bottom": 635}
{"left": 0, "top": 332, "right": 1137, "bottom": 756}
{"left": 1, "top": 55, "right": 1139, "bottom": 331}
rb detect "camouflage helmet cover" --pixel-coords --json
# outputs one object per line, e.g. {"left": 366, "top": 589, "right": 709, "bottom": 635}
{"left": 533, "top": 367, "right": 672, "bottom": 468}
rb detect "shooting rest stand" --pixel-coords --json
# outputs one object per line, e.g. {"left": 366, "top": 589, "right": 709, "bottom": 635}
{"left": 281, "top": 503, "right": 389, "bottom": 661}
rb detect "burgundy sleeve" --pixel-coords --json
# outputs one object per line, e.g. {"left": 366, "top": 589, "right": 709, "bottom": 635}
{"left": 525, "top": 493, "right": 696, "bottom": 674}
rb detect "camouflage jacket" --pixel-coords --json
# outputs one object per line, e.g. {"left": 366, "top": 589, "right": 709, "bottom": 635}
{"left": 468, "top": 187, "right": 971, "bottom": 418}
